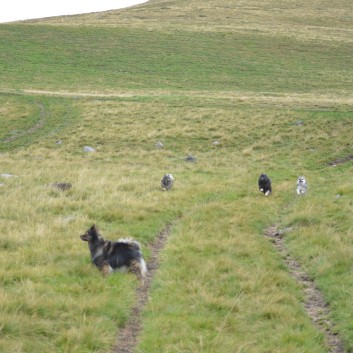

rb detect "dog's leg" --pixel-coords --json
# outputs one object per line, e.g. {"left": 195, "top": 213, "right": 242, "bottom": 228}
{"left": 130, "top": 260, "right": 144, "bottom": 282}
{"left": 101, "top": 262, "right": 111, "bottom": 277}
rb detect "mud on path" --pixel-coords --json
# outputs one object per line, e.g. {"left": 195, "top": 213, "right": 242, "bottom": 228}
{"left": 265, "top": 226, "right": 345, "bottom": 353}
{"left": 112, "top": 223, "right": 172, "bottom": 353}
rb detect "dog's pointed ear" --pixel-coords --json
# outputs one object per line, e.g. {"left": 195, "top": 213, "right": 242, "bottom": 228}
{"left": 91, "top": 224, "right": 98, "bottom": 232}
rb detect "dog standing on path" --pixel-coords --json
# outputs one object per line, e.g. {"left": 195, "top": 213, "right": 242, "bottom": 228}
{"left": 80, "top": 224, "right": 147, "bottom": 280}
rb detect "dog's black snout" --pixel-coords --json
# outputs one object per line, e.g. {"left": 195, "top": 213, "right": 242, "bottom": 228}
{"left": 80, "top": 234, "right": 87, "bottom": 241}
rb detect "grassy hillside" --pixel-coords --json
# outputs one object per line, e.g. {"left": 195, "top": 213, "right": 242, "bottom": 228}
{"left": 0, "top": 0, "right": 352, "bottom": 352}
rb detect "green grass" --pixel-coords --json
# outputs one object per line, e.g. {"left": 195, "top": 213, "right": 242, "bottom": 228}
{"left": 0, "top": 94, "right": 80, "bottom": 151}
{"left": 0, "top": 25, "right": 352, "bottom": 93}
{"left": 137, "top": 200, "right": 326, "bottom": 353}
{"left": 0, "top": 0, "right": 353, "bottom": 352}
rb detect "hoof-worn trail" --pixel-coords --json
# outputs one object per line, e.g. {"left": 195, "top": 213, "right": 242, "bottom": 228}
{"left": 265, "top": 226, "right": 346, "bottom": 353}
{"left": 113, "top": 223, "right": 172, "bottom": 353}
{"left": 2, "top": 103, "right": 46, "bottom": 143}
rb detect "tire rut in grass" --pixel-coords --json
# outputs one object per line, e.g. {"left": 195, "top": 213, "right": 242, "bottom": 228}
{"left": 113, "top": 223, "right": 172, "bottom": 353}
{"left": 265, "top": 226, "right": 345, "bottom": 353}
{"left": 2, "top": 103, "right": 46, "bottom": 143}
{"left": 327, "top": 155, "right": 353, "bottom": 167}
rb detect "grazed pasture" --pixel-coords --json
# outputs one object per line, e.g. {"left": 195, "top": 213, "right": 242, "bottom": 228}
{"left": 0, "top": 1, "right": 352, "bottom": 352}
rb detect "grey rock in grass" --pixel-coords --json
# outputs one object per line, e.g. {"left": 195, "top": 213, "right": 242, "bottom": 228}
{"left": 155, "top": 141, "right": 164, "bottom": 149}
{"left": 185, "top": 155, "right": 197, "bottom": 163}
{"left": 0, "top": 173, "right": 17, "bottom": 178}
{"left": 49, "top": 182, "right": 72, "bottom": 191}
{"left": 83, "top": 146, "right": 96, "bottom": 153}
{"left": 60, "top": 215, "right": 76, "bottom": 223}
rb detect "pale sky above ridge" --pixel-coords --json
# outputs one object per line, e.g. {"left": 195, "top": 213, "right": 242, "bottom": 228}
{"left": 0, "top": 0, "right": 148, "bottom": 23}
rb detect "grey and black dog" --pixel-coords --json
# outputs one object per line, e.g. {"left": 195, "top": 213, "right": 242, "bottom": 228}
{"left": 80, "top": 224, "right": 147, "bottom": 279}
{"left": 258, "top": 173, "right": 272, "bottom": 196}
{"left": 161, "top": 173, "right": 174, "bottom": 191}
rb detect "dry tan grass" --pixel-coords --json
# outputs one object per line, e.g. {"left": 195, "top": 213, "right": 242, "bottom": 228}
{"left": 2, "top": 88, "right": 352, "bottom": 111}
{"left": 2, "top": 0, "right": 353, "bottom": 351}
{"left": 28, "top": 0, "right": 353, "bottom": 43}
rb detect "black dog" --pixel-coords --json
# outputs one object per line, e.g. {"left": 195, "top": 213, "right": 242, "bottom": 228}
{"left": 258, "top": 173, "right": 272, "bottom": 196}
{"left": 80, "top": 224, "right": 147, "bottom": 279}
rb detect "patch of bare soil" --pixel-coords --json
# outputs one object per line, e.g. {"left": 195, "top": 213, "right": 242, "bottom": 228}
{"left": 328, "top": 155, "right": 353, "bottom": 167}
{"left": 265, "top": 226, "right": 345, "bottom": 353}
{"left": 112, "top": 223, "right": 172, "bottom": 353}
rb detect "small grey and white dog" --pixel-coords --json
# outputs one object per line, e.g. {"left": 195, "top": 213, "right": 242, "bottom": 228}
{"left": 296, "top": 176, "right": 308, "bottom": 195}
{"left": 161, "top": 174, "right": 174, "bottom": 191}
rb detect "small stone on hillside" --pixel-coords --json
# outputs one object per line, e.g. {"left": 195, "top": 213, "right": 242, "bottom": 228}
{"left": 212, "top": 140, "right": 221, "bottom": 146}
{"left": 155, "top": 141, "right": 164, "bottom": 149}
{"left": 185, "top": 155, "right": 197, "bottom": 163}
{"left": 295, "top": 120, "right": 304, "bottom": 126}
{"left": 83, "top": 146, "right": 96, "bottom": 153}
{"left": 1, "top": 173, "right": 17, "bottom": 178}
{"left": 60, "top": 216, "right": 76, "bottom": 223}
{"left": 55, "top": 140, "right": 63, "bottom": 145}
{"left": 50, "top": 182, "right": 72, "bottom": 191}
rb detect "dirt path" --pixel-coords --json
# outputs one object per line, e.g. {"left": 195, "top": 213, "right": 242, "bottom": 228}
{"left": 265, "top": 226, "right": 345, "bottom": 353}
{"left": 328, "top": 155, "right": 353, "bottom": 167}
{"left": 112, "top": 223, "right": 172, "bottom": 353}
{"left": 2, "top": 103, "right": 46, "bottom": 143}
{"left": 2, "top": 88, "right": 353, "bottom": 108}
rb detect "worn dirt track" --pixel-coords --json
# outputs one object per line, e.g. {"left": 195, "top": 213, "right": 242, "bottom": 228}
{"left": 112, "top": 223, "right": 172, "bottom": 353}
{"left": 265, "top": 226, "right": 345, "bottom": 353}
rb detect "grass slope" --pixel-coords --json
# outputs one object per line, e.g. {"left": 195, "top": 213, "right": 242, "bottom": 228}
{"left": 0, "top": 0, "right": 352, "bottom": 352}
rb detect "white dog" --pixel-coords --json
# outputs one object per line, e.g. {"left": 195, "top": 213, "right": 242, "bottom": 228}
{"left": 296, "top": 176, "right": 308, "bottom": 195}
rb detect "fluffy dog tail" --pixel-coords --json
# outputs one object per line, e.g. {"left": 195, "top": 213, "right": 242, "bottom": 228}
{"left": 139, "top": 258, "right": 148, "bottom": 278}
{"left": 117, "top": 238, "right": 147, "bottom": 279}
{"left": 118, "top": 238, "right": 142, "bottom": 251}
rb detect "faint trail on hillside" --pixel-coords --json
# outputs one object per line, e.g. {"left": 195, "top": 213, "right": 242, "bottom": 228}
{"left": 265, "top": 226, "right": 346, "bottom": 353}
{"left": 2, "top": 88, "right": 353, "bottom": 109}
{"left": 1, "top": 103, "right": 46, "bottom": 143}
{"left": 327, "top": 155, "right": 353, "bottom": 167}
{"left": 112, "top": 223, "right": 173, "bottom": 353}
